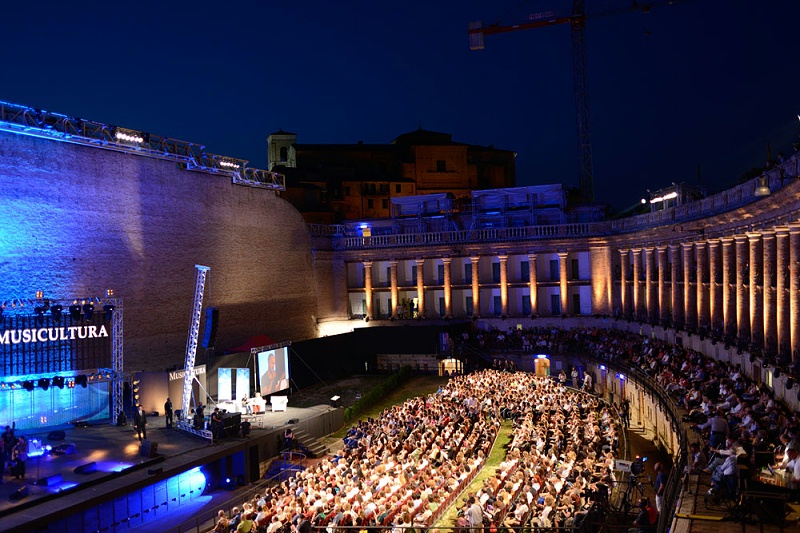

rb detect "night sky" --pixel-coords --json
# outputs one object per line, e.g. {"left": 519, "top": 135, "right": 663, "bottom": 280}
{"left": 2, "top": 1, "right": 799, "bottom": 210}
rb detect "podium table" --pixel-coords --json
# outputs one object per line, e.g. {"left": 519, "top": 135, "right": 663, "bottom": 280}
{"left": 271, "top": 395, "right": 288, "bottom": 412}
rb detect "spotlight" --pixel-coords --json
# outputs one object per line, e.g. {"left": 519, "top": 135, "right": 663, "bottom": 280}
{"left": 52, "top": 376, "right": 65, "bottom": 389}
{"left": 35, "top": 290, "right": 44, "bottom": 300}
{"left": 34, "top": 306, "right": 46, "bottom": 325}
{"left": 38, "top": 378, "right": 50, "bottom": 391}
{"left": 103, "top": 304, "right": 115, "bottom": 321}
{"left": 69, "top": 302, "right": 82, "bottom": 321}
{"left": 50, "top": 304, "right": 63, "bottom": 322}
{"left": 83, "top": 302, "right": 94, "bottom": 320}
{"left": 75, "top": 375, "right": 88, "bottom": 388}
{"left": 22, "top": 381, "right": 35, "bottom": 392}
{"left": 105, "top": 289, "right": 114, "bottom": 297}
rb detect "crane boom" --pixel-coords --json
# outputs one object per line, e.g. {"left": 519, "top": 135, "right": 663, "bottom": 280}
{"left": 469, "top": 0, "right": 686, "bottom": 204}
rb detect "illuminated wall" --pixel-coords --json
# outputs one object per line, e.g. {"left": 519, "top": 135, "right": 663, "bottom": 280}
{"left": 0, "top": 130, "right": 318, "bottom": 371}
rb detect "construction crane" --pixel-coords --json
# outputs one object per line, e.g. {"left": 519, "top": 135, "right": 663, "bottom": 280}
{"left": 469, "top": 0, "right": 684, "bottom": 204}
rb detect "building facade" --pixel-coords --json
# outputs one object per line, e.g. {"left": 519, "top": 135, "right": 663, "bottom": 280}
{"left": 269, "top": 128, "right": 517, "bottom": 222}
{"left": 311, "top": 158, "right": 800, "bottom": 365}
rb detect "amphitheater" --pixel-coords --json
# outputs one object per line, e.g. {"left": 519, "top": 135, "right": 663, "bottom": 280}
{"left": 1, "top": 99, "right": 799, "bottom": 532}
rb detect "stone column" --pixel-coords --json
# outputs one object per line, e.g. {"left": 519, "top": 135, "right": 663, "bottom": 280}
{"left": 499, "top": 254, "right": 509, "bottom": 316}
{"left": 645, "top": 247, "right": 657, "bottom": 323}
{"left": 762, "top": 231, "right": 777, "bottom": 354}
{"left": 734, "top": 235, "right": 750, "bottom": 342}
{"left": 682, "top": 243, "right": 696, "bottom": 329}
{"left": 442, "top": 257, "right": 452, "bottom": 318}
{"left": 363, "top": 260, "right": 373, "bottom": 320}
{"left": 527, "top": 253, "right": 537, "bottom": 316}
{"left": 620, "top": 249, "right": 629, "bottom": 318}
{"left": 559, "top": 252, "right": 569, "bottom": 315}
{"left": 721, "top": 237, "right": 735, "bottom": 337}
{"left": 656, "top": 246, "right": 669, "bottom": 324}
{"left": 708, "top": 239, "right": 721, "bottom": 335}
{"left": 470, "top": 256, "right": 480, "bottom": 318}
{"left": 415, "top": 258, "right": 425, "bottom": 318}
{"left": 748, "top": 233, "right": 764, "bottom": 347}
{"left": 631, "top": 248, "right": 642, "bottom": 321}
{"left": 790, "top": 224, "right": 800, "bottom": 364}
{"left": 389, "top": 259, "right": 399, "bottom": 318}
{"left": 776, "top": 227, "right": 790, "bottom": 360}
{"left": 670, "top": 245, "right": 683, "bottom": 327}
{"left": 696, "top": 241, "right": 709, "bottom": 330}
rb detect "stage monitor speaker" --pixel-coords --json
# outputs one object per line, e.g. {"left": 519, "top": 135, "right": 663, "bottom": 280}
{"left": 74, "top": 462, "right": 97, "bottom": 475}
{"left": 148, "top": 467, "right": 163, "bottom": 476}
{"left": 287, "top": 418, "right": 299, "bottom": 425}
{"left": 140, "top": 439, "right": 158, "bottom": 458}
{"left": 223, "top": 413, "right": 241, "bottom": 437}
{"left": 9, "top": 485, "right": 29, "bottom": 501}
{"left": 200, "top": 307, "right": 219, "bottom": 349}
{"left": 47, "top": 430, "right": 66, "bottom": 441}
{"left": 53, "top": 443, "right": 76, "bottom": 455}
{"left": 37, "top": 473, "right": 64, "bottom": 487}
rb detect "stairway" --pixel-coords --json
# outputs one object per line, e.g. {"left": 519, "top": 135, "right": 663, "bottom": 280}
{"left": 290, "top": 428, "right": 329, "bottom": 459}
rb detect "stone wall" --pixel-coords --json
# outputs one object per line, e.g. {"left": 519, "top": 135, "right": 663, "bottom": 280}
{"left": 0, "top": 131, "right": 318, "bottom": 371}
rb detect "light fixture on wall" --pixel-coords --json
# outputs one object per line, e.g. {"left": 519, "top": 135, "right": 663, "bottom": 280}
{"left": 754, "top": 177, "right": 771, "bottom": 197}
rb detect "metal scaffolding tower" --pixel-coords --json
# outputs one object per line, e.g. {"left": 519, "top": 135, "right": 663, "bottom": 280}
{"left": 179, "top": 265, "right": 210, "bottom": 436}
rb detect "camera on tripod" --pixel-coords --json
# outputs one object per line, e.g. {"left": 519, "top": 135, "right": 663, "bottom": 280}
{"left": 630, "top": 455, "right": 647, "bottom": 476}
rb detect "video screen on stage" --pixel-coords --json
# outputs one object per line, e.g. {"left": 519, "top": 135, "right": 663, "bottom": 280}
{"left": 257, "top": 346, "right": 289, "bottom": 396}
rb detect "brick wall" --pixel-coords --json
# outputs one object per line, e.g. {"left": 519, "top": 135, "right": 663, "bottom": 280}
{"left": 0, "top": 131, "right": 317, "bottom": 371}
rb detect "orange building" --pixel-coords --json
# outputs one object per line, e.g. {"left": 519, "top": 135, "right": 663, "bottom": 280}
{"left": 269, "top": 129, "right": 516, "bottom": 222}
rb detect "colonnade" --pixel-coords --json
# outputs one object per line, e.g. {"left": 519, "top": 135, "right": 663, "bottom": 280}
{"left": 619, "top": 224, "right": 800, "bottom": 361}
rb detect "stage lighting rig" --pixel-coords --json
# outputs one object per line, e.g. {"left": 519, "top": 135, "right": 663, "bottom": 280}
{"left": 69, "top": 301, "right": 82, "bottom": 321}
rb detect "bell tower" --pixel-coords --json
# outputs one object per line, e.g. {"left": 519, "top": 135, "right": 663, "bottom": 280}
{"left": 266, "top": 130, "right": 297, "bottom": 170}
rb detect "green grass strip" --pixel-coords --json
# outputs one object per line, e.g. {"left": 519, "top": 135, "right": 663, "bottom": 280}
{"left": 433, "top": 419, "right": 514, "bottom": 528}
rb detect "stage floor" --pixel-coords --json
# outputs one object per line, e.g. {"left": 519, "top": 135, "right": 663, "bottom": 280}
{"left": 0, "top": 405, "right": 326, "bottom": 531}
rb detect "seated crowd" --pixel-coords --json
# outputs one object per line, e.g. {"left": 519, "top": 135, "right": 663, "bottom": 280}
{"left": 212, "top": 368, "right": 620, "bottom": 532}
{"left": 213, "top": 324, "right": 800, "bottom": 532}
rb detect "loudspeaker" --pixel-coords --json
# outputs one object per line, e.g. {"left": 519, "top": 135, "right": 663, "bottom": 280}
{"left": 9, "top": 486, "right": 29, "bottom": 501}
{"left": 47, "top": 430, "right": 66, "bottom": 441}
{"left": 140, "top": 439, "right": 158, "bottom": 458}
{"left": 74, "top": 462, "right": 97, "bottom": 475}
{"left": 53, "top": 443, "right": 76, "bottom": 455}
{"left": 37, "top": 473, "right": 64, "bottom": 487}
{"left": 200, "top": 307, "right": 219, "bottom": 349}
{"left": 222, "top": 413, "right": 241, "bottom": 437}
{"left": 287, "top": 418, "right": 300, "bottom": 425}
{"left": 147, "top": 467, "right": 163, "bottom": 476}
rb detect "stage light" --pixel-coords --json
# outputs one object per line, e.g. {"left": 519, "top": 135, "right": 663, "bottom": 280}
{"left": 38, "top": 378, "right": 50, "bottom": 391}
{"left": 83, "top": 302, "right": 94, "bottom": 320}
{"left": 22, "top": 381, "right": 34, "bottom": 392}
{"left": 106, "top": 289, "right": 114, "bottom": 297}
{"left": 75, "top": 375, "right": 88, "bottom": 388}
{"left": 67, "top": 379, "right": 75, "bottom": 389}
{"left": 52, "top": 376, "right": 65, "bottom": 389}
{"left": 330, "top": 395, "right": 342, "bottom": 407}
{"left": 50, "top": 304, "right": 63, "bottom": 322}
{"left": 34, "top": 306, "right": 46, "bottom": 324}
{"left": 115, "top": 127, "right": 145, "bottom": 144}
{"left": 69, "top": 301, "right": 82, "bottom": 320}
{"left": 219, "top": 159, "right": 240, "bottom": 169}
{"left": 103, "top": 304, "right": 115, "bottom": 321}
{"left": 35, "top": 290, "right": 43, "bottom": 300}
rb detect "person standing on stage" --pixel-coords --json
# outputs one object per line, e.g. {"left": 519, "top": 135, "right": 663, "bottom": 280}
{"left": 211, "top": 408, "right": 224, "bottom": 443}
{"left": 134, "top": 405, "right": 147, "bottom": 442}
{"left": 164, "top": 398, "right": 173, "bottom": 428}
{"left": 11, "top": 435, "right": 27, "bottom": 480}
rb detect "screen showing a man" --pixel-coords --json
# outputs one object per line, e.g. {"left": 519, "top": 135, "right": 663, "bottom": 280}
{"left": 257, "top": 348, "right": 289, "bottom": 396}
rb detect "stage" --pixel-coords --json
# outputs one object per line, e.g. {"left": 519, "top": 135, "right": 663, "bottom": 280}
{"left": 0, "top": 404, "right": 343, "bottom": 533}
